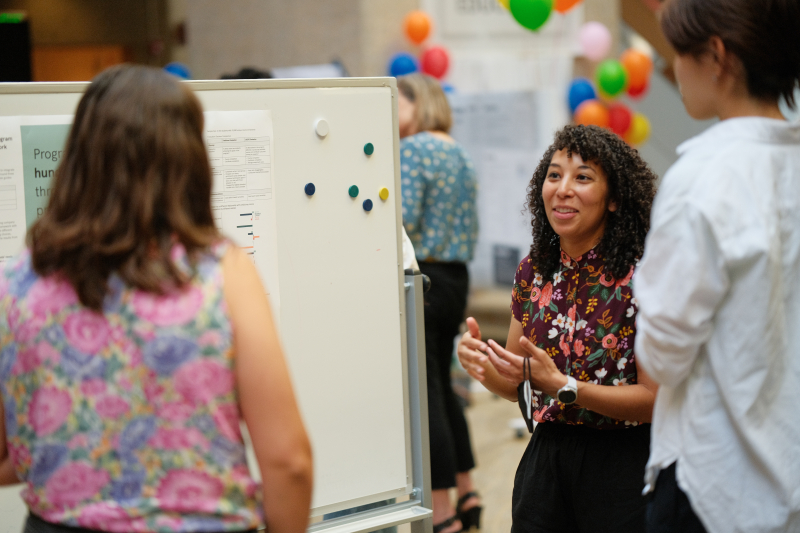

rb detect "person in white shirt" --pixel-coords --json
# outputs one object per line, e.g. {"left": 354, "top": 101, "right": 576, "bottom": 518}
{"left": 633, "top": 1, "right": 800, "bottom": 532}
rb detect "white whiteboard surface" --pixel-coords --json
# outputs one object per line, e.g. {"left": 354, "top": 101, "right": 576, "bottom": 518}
{"left": 0, "top": 78, "right": 411, "bottom": 523}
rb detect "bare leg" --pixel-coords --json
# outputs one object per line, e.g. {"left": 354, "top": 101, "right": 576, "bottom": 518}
{"left": 432, "top": 489, "right": 462, "bottom": 532}
{"left": 456, "top": 471, "right": 480, "bottom": 511}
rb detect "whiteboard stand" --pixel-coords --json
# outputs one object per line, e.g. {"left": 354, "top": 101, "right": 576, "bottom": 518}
{"left": 309, "top": 271, "right": 432, "bottom": 533}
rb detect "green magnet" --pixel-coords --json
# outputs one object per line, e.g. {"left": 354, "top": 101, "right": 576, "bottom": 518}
{"left": 363, "top": 143, "right": 374, "bottom": 156}
{"left": 349, "top": 185, "right": 359, "bottom": 198}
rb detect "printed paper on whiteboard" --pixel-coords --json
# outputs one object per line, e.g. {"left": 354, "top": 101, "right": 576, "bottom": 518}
{"left": 204, "top": 110, "right": 281, "bottom": 314}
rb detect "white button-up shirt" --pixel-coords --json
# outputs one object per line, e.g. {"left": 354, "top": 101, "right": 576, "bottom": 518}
{"left": 635, "top": 117, "right": 800, "bottom": 533}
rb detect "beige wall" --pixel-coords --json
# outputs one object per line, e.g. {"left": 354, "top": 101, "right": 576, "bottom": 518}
{"left": 184, "top": 0, "right": 418, "bottom": 79}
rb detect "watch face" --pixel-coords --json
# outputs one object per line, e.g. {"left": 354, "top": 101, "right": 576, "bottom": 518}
{"left": 558, "top": 390, "right": 577, "bottom": 404}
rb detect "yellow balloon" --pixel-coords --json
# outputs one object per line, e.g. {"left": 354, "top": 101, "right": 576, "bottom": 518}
{"left": 625, "top": 113, "right": 651, "bottom": 145}
{"left": 498, "top": 0, "right": 510, "bottom": 9}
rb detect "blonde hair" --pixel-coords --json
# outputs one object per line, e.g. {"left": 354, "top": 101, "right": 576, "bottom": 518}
{"left": 397, "top": 74, "right": 452, "bottom": 133}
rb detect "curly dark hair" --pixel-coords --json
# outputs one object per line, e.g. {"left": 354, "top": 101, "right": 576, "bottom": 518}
{"left": 526, "top": 124, "right": 656, "bottom": 281}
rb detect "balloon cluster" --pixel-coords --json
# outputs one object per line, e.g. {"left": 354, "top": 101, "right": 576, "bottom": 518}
{"left": 569, "top": 23, "right": 654, "bottom": 146}
{"left": 388, "top": 11, "right": 451, "bottom": 80}
{"left": 498, "top": 0, "right": 583, "bottom": 33}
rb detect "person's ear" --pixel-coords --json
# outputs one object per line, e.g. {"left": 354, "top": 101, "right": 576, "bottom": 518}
{"left": 708, "top": 36, "right": 727, "bottom": 81}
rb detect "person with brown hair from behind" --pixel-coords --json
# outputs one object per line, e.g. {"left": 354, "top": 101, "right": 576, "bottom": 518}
{"left": 0, "top": 65, "right": 313, "bottom": 533}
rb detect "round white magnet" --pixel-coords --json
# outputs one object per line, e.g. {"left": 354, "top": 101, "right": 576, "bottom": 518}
{"left": 315, "top": 119, "right": 330, "bottom": 138}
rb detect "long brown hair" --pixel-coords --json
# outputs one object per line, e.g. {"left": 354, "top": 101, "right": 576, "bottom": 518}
{"left": 29, "top": 65, "right": 220, "bottom": 311}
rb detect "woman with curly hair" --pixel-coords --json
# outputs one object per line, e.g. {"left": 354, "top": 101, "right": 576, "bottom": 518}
{"left": 457, "top": 124, "right": 658, "bottom": 532}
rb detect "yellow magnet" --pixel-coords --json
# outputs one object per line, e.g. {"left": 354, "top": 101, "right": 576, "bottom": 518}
{"left": 379, "top": 187, "right": 390, "bottom": 200}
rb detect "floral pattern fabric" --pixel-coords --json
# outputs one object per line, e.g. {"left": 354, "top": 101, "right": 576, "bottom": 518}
{"left": 400, "top": 132, "right": 478, "bottom": 262}
{"left": 511, "top": 249, "right": 640, "bottom": 428}
{"left": 0, "top": 244, "right": 262, "bottom": 532}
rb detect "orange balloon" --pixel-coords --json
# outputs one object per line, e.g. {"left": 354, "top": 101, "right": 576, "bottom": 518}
{"left": 404, "top": 11, "right": 432, "bottom": 45}
{"left": 574, "top": 100, "right": 609, "bottom": 128}
{"left": 555, "top": 0, "right": 582, "bottom": 13}
{"left": 620, "top": 49, "right": 653, "bottom": 91}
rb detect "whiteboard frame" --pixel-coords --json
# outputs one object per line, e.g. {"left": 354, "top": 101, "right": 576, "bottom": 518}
{"left": 0, "top": 77, "right": 432, "bottom": 532}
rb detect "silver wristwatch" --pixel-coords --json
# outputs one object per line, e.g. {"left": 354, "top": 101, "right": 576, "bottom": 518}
{"left": 556, "top": 376, "right": 578, "bottom": 405}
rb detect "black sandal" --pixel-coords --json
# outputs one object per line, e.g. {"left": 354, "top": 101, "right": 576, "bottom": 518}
{"left": 433, "top": 515, "right": 464, "bottom": 533}
{"left": 456, "top": 491, "right": 483, "bottom": 531}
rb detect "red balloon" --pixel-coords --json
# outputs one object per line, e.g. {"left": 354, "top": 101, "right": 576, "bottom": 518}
{"left": 420, "top": 46, "right": 450, "bottom": 79}
{"left": 608, "top": 103, "right": 633, "bottom": 136}
{"left": 627, "top": 80, "right": 649, "bottom": 99}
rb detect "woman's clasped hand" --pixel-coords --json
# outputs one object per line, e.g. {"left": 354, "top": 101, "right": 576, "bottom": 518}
{"left": 458, "top": 318, "right": 567, "bottom": 398}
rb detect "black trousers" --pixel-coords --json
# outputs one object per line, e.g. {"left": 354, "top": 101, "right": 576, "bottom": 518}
{"left": 419, "top": 261, "right": 476, "bottom": 490}
{"left": 512, "top": 422, "right": 651, "bottom": 533}
{"left": 646, "top": 463, "right": 708, "bottom": 533}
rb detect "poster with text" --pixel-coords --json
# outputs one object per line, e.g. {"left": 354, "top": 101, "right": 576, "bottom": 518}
{"left": 0, "top": 116, "right": 72, "bottom": 265}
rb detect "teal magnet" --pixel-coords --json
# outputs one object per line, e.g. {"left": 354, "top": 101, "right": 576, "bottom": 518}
{"left": 349, "top": 185, "right": 359, "bottom": 198}
{"left": 363, "top": 143, "right": 374, "bottom": 156}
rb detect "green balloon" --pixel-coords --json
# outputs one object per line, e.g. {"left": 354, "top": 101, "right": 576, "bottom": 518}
{"left": 510, "top": 0, "right": 554, "bottom": 31}
{"left": 596, "top": 60, "right": 628, "bottom": 97}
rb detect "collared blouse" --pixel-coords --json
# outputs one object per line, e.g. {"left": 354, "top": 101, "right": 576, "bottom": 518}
{"left": 635, "top": 117, "right": 800, "bottom": 533}
{"left": 511, "top": 249, "right": 640, "bottom": 429}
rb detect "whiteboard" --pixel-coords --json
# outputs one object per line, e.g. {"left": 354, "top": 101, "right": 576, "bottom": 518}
{"left": 0, "top": 78, "right": 411, "bottom": 528}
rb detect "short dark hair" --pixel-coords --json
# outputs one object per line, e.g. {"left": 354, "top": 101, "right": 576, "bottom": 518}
{"left": 660, "top": 0, "right": 800, "bottom": 109}
{"left": 29, "top": 65, "right": 220, "bottom": 311}
{"left": 526, "top": 125, "right": 656, "bottom": 281}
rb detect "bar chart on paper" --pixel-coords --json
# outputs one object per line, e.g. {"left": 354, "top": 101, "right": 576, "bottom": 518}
{"left": 204, "top": 109, "right": 280, "bottom": 312}
{"left": 237, "top": 211, "right": 257, "bottom": 258}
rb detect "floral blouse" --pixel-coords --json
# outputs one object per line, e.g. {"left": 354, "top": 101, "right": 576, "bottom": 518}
{"left": 0, "top": 243, "right": 263, "bottom": 532}
{"left": 510, "top": 248, "right": 640, "bottom": 429}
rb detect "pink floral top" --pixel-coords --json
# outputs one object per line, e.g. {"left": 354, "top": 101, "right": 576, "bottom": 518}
{"left": 0, "top": 244, "right": 263, "bottom": 532}
{"left": 511, "top": 248, "right": 640, "bottom": 429}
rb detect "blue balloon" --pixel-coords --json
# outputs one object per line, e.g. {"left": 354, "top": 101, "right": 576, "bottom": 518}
{"left": 441, "top": 83, "right": 456, "bottom": 94}
{"left": 568, "top": 78, "right": 597, "bottom": 114}
{"left": 164, "top": 62, "right": 191, "bottom": 80}
{"left": 389, "top": 53, "right": 419, "bottom": 77}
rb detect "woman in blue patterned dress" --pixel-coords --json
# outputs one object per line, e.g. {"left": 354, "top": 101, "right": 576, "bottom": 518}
{"left": 397, "top": 74, "right": 480, "bottom": 533}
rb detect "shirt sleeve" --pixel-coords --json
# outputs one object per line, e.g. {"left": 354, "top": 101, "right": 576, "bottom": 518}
{"left": 401, "top": 226, "right": 419, "bottom": 271}
{"left": 634, "top": 203, "right": 730, "bottom": 387}
{"left": 400, "top": 143, "right": 426, "bottom": 239}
